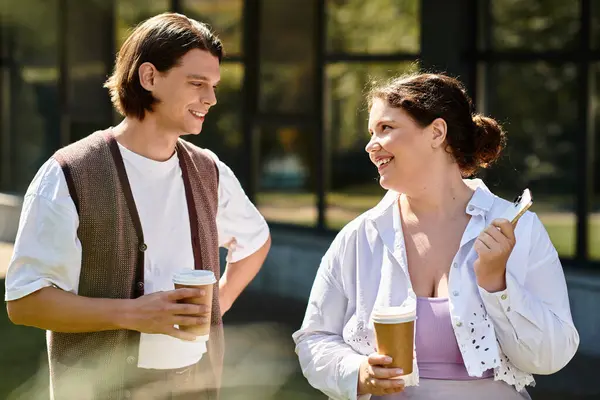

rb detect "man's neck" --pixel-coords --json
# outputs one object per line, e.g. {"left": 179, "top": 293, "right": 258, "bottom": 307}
{"left": 112, "top": 117, "right": 180, "bottom": 162}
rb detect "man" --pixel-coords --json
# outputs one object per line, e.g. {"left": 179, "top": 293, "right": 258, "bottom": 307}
{"left": 5, "top": 13, "right": 270, "bottom": 399}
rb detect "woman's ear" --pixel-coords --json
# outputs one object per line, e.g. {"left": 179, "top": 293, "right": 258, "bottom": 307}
{"left": 430, "top": 118, "right": 447, "bottom": 149}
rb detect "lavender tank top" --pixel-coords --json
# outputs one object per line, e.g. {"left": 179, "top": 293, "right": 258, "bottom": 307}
{"left": 416, "top": 297, "right": 493, "bottom": 380}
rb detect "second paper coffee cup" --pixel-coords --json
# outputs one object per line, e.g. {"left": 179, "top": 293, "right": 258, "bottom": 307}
{"left": 372, "top": 305, "right": 416, "bottom": 375}
{"left": 172, "top": 270, "right": 216, "bottom": 340}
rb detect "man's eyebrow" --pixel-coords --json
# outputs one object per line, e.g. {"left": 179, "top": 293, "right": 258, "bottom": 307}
{"left": 186, "top": 74, "right": 210, "bottom": 80}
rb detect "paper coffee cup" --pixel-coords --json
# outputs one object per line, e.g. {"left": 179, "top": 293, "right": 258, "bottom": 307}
{"left": 172, "top": 270, "right": 216, "bottom": 341}
{"left": 372, "top": 306, "right": 416, "bottom": 375}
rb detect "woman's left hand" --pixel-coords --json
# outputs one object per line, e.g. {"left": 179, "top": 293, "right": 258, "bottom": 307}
{"left": 473, "top": 218, "right": 516, "bottom": 292}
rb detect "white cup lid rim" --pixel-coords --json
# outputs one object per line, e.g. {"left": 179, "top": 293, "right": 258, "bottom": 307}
{"left": 372, "top": 315, "right": 417, "bottom": 324}
{"left": 372, "top": 306, "right": 416, "bottom": 323}
{"left": 172, "top": 270, "right": 216, "bottom": 285}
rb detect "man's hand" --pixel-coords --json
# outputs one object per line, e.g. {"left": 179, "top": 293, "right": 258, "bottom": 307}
{"left": 219, "top": 235, "right": 271, "bottom": 317}
{"left": 122, "top": 288, "right": 210, "bottom": 341}
{"left": 474, "top": 218, "right": 516, "bottom": 292}
{"left": 357, "top": 353, "right": 405, "bottom": 396}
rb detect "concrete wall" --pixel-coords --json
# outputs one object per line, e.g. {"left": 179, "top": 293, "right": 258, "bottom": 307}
{"left": 0, "top": 194, "right": 22, "bottom": 243}
{"left": 561, "top": 269, "right": 600, "bottom": 356}
{"left": 241, "top": 228, "right": 332, "bottom": 302}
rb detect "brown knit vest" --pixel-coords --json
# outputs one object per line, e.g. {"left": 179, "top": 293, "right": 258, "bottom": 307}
{"left": 49, "top": 129, "right": 223, "bottom": 400}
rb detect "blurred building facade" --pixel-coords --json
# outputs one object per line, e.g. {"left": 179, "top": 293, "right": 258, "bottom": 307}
{"left": 1, "top": 0, "right": 600, "bottom": 354}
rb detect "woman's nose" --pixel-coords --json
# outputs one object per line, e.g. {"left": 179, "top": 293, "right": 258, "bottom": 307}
{"left": 365, "top": 137, "right": 381, "bottom": 153}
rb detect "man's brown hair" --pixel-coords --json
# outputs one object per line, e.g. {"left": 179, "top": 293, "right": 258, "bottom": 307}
{"left": 104, "top": 12, "right": 223, "bottom": 120}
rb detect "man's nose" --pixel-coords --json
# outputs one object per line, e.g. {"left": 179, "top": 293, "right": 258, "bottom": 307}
{"left": 203, "top": 87, "right": 217, "bottom": 107}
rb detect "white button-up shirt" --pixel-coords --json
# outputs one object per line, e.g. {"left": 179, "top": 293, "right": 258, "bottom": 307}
{"left": 292, "top": 180, "right": 579, "bottom": 400}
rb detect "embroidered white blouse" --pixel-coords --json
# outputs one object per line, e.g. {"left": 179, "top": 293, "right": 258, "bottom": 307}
{"left": 292, "top": 180, "right": 579, "bottom": 400}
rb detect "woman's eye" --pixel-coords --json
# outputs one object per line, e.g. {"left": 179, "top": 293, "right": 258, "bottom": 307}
{"left": 382, "top": 124, "right": 392, "bottom": 131}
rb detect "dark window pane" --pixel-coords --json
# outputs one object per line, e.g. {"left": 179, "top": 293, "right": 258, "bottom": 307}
{"left": 1, "top": 0, "right": 60, "bottom": 194}
{"left": 591, "top": 63, "right": 600, "bottom": 260}
{"left": 185, "top": 63, "right": 246, "bottom": 187}
{"left": 116, "top": 0, "right": 170, "bottom": 47}
{"left": 484, "top": 63, "right": 578, "bottom": 258}
{"left": 593, "top": 0, "right": 600, "bottom": 49}
{"left": 182, "top": 0, "right": 243, "bottom": 56}
{"left": 258, "top": 0, "right": 315, "bottom": 114}
{"left": 1, "top": 22, "right": 9, "bottom": 190}
{"left": 256, "top": 124, "right": 317, "bottom": 227}
{"left": 490, "top": 0, "right": 580, "bottom": 51}
{"left": 325, "top": 62, "right": 418, "bottom": 229}
{"left": 327, "top": 0, "right": 420, "bottom": 54}
{"left": 0, "top": 64, "right": 8, "bottom": 190}
{"left": 67, "top": 1, "right": 113, "bottom": 138}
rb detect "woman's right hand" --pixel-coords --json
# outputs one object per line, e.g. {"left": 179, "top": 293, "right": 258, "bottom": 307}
{"left": 357, "top": 353, "right": 406, "bottom": 396}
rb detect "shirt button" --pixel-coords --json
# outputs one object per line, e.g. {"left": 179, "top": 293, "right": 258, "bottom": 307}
{"left": 452, "top": 290, "right": 460, "bottom": 297}
{"left": 468, "top": 205, "right": 474, "bottom": 211}
{"left": 501, "top": 294, "right": 508, "bottom": 300}
{"left": 456, "top": 322, "right": 463, "bottom": 327}
{"left": 453, "top": 262, "right": 458, "bottom": 268}
{"left": 507, "top": 306, "right": 511, "bottom": 312}
{"left": 124, "top": 390, "right": 131, "bottom": 399}
{"left": 136, "top": 281, "right": 144, "bottom": 290}
{"left": 126, "top": 356, "right": 136, "bottom": 365}
{"left": 139, "top": 243, "right": 148, "bottom": 252}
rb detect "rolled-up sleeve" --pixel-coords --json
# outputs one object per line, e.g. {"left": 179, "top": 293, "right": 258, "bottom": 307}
{"left": 292, "top": 239, "right": 367, "bottom": 400}
{"left": 4, "top": 159, "right": 81, "bottom": 301}
{"left": 479, "top": 213, "right": 580, "bottom": 375}
{"left": 208, "top": 152, "right": 269, "bottom": 263}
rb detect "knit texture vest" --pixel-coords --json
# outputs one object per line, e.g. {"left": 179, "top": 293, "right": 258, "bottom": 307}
{"left": 49, "top": 129, "right": 223, "bottom": 399}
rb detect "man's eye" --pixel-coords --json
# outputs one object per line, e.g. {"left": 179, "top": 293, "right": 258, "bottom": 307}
{"left": 191, "top": 82, "right": 203, "bottom": 87}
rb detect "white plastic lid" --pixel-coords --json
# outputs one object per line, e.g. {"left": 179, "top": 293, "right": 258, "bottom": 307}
{"left": 172, "top": 270, "right": 216, "bottom": 286}
{"left": 372, "top": 306, "right": 416, "bottom": 324}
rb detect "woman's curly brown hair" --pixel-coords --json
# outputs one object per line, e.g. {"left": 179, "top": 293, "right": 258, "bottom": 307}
{"left": 368, "top": 73, "right": 507, "bottom": 177}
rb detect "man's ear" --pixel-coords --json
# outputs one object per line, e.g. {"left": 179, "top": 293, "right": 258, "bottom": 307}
{"left": 139, "top": 62, "right": 157, "bottom": 91}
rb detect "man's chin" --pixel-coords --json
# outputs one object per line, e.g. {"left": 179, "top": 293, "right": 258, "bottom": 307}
{"left": 182, "top": 125, "right": 203, "bottom": 136}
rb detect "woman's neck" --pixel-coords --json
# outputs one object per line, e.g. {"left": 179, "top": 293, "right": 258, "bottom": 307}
{"left": 400, "top": 170, "right": 474, "bottom": 220}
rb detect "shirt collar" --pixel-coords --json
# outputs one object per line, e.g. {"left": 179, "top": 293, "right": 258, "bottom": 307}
{"left": 464, "top": 179, "right": 495, "bottom": 215}
{"left": 367, "top": 180, "right": 496, "bottom": 265}
{"left": 117, "top": 142, "right": 179, "bottom": 178}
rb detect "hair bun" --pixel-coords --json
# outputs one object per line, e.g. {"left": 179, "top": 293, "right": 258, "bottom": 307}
{"left": 471, "top": 114, "right": 506, "bottom": 168}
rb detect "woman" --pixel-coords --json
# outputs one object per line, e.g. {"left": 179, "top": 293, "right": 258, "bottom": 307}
{"left": 292, "top": 73, "right": 579, "bottom": 400}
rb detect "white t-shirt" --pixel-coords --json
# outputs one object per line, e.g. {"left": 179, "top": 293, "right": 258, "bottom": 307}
{"left": 5, "top": 142, "right": 270, "bottom": 370}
